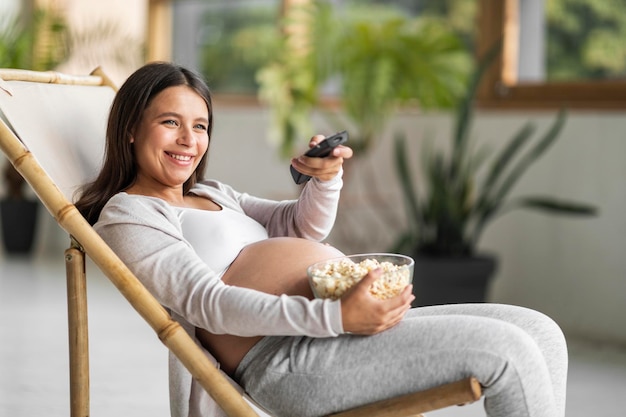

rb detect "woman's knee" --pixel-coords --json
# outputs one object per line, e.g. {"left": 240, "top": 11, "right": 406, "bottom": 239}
{"left": 414, "top": 303, "right": 567, "bottom": 351}
{"left": 494, "top": 304, "right": 567, "bottom": 353}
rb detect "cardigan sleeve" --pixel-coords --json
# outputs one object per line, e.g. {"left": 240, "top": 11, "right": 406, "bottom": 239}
{"left": 193, "top": 170, "right": 343, "bottom": 241}
{"left": 94, "top": 193, "right": 344, "bottom": 338}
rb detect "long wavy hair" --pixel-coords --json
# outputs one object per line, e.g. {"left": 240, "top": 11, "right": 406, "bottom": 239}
{"left": 75, "top": 62, "right": 213, "bottom": 225}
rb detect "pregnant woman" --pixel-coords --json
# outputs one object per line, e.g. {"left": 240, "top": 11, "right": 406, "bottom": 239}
{"left": 76, "top": 62, "right": 568, "bottom": 417}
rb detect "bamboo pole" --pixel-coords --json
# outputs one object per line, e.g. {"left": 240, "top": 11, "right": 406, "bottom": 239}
{"left": 280, "top": 0, "right": 312, "bottom": 57}
{"left": 328, "top": 377, "right": 482, "bottom": 417}
{"left": 146, "top": 0, "right": 172, "bottom": 62}
{"left": 90, "top": 67, "right": 118, "bottom": 90}
{"left": 65, "top": 246, "right": 90, "bottom": 417}
{"left": 0, "top": 69, "right": 104, "bottom": 86}
{"left": 0, "top": 119, "right": 258, "bottom": 417}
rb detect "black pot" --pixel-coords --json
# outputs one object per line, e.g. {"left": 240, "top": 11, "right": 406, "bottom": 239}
{"left": 411, "top": 253, "right": 497, "bottom": 307}
{"left": 0, "top": 199, "right": 39, "bottom": 254}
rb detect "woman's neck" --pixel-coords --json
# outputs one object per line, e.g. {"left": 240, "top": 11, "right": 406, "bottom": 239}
{"left": 125, "top": 184, "right": 221, "bottom": 211}
{"left": 124, "top": 184, "right": 185, "bottom": 207}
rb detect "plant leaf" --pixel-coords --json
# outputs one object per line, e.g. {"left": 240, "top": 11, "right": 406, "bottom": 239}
{"left": 393, "top": 132, "right": 421, "bottom": 233}
{"left": 451, "top": 39, "right": 501, "bottom": 172}
{"left": 474, "top": 122, "right": 536, "bottom": 214}
{"left": 503, "top": 197, "right": 598, "bottom": 216}
{"left": 483, "top": 122, "right": 536, "bottom": 191}
{"left": 470, "top": 109, "right": 567, "bottom": 245}
{"left": 488, "top": 109, "right": 567, "bottom": 215}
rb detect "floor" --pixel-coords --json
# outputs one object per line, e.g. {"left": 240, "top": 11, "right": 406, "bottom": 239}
{"left": 1, "top": 255, "right": 625, "bottom": 417}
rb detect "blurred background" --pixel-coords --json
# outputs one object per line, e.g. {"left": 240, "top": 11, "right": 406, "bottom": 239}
{"left": 1, "top": 1, "right": 625, "bottom": 416}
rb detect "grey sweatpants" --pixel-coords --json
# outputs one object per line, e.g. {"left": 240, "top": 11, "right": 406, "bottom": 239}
{"left": 234, "top": 303, "right": 568, "bottom": 417}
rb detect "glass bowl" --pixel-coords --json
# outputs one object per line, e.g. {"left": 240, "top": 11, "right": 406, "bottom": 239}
{"left": 307, "top": 253, "right": 414, "bottom": 300}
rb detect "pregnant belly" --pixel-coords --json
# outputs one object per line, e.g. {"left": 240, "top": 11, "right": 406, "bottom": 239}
{"left": 196, "top": 237, "right": 345, "bottom": 375}
{"left": 223, "top": 236, "right": 345, "bottom": 297}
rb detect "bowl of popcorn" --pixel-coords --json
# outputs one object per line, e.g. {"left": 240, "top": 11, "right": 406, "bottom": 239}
{"left": 307, "top": 253, "right": 414, "bottom": 300}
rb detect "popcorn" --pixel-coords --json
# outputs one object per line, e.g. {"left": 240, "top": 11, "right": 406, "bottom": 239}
{"left": 308, "top": 257, "right": 412, "bottom": 300}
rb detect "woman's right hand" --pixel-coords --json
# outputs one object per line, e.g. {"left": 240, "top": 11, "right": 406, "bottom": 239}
{"left": 340, "top": 269, "right": 415, "bottom": 335}
{"left": 290, "top": 134, "right": 354, "bottom": 182}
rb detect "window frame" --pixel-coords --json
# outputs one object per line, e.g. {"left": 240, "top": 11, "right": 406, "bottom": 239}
{"left": 476, "top": 0, "right": 626, "bottom": 109}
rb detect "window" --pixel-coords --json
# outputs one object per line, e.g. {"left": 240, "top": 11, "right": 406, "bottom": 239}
{"left": 170, "top": 0, "right": 281, "bottom": 95}
{"left": 477, "top": 0, "right": 626, "bottom": 109}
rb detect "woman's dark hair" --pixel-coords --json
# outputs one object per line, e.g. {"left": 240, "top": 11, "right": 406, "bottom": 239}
{"left": 75, "top": 62, "right": 213, "bottom": 224}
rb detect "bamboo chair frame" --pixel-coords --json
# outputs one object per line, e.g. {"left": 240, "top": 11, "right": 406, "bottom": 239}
{"left": 0, "top": 68, "right": 482, "bottom": 417}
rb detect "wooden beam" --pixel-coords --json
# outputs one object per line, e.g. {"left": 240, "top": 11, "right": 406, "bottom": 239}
{"left": 147, "top": 0, "right": 172, "bottom": 62}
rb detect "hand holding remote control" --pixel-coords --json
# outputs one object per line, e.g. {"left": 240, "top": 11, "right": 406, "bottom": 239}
{"left": 290, "top": 131, "right": 348, "bottom": 184}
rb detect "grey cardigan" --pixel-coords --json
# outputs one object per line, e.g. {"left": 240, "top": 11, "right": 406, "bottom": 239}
{"left": 94, "top": 175, "right": 345, "bottom": 417}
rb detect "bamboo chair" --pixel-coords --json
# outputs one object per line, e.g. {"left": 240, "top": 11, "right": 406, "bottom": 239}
{"left": 0, "top": 67, "right": 482, "bottom": 417}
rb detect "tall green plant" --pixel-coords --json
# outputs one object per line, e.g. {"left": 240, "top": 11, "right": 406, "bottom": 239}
{"left": 392, "top": 48, "right": 598, "bottom": 257}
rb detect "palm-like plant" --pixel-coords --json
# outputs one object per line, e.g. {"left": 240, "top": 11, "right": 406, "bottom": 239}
{"left": 257, "top": 1, "right": 471, "bottom": 158}
{"left": 332, "top": 14, "right": 469, "bottom": 155}
{"left": 392, "top": 47, "right": 598, "bottom": 258}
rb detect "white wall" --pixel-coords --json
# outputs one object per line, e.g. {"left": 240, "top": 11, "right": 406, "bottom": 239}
{"left": 464, "top": 111, "right": 626, "bottom": 345}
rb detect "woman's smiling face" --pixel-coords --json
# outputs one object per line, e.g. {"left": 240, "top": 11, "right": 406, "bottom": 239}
{"left": 130, "top": 85, "right": 210, "bottom": 195}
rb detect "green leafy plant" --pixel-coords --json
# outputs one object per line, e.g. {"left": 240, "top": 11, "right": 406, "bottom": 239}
{"left": 392, "top": 47, "right": 598, "bottom": 258}
{"left": 0, "top": 8, "right": 67, "bottom": 70}
{"left": 257, "top": 1, "right": 471, "bottom": 157}
{"left": 0, "top": 7, "right": 68, "bottom": 201}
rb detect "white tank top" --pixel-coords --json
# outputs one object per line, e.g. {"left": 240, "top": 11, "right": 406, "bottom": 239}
{"left": 176, "top": 206, "right": 268, "bottom": 277}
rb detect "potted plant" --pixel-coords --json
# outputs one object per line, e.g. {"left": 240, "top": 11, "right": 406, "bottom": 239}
{"left": 0, "top": 6, "right": 67, "bottom": 255}
{"left": 392, "top": 47, "right": 598, "bottom": 306}
{"left": 0, "top": 164, "right": 39, "bottom": 254}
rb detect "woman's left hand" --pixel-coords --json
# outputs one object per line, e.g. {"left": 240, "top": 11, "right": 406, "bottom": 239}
{"left": 290, "top": 134, "right": 354, "bottom": 182}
